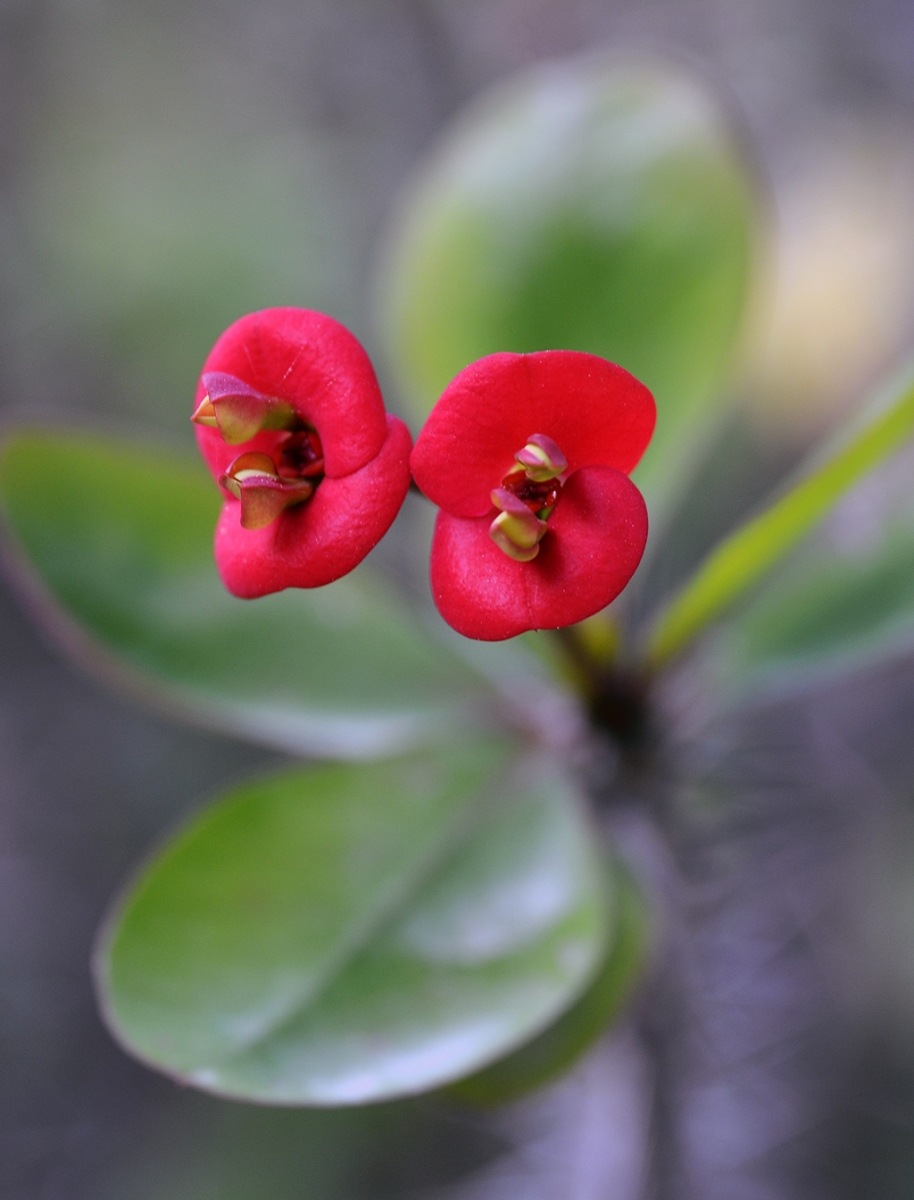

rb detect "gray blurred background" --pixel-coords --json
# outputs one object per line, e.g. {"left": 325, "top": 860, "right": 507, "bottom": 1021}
{"left": 3, "top": 2, "right": 914, "bottom": 1198}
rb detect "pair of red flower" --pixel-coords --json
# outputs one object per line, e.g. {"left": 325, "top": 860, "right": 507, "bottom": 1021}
{"left": 193, "top": 309, "right": 655, "bottom": 641}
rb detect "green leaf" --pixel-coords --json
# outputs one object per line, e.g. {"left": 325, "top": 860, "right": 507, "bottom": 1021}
{"left": 696, "top": 444, "right": 914, "bottom": 701}
{"left": 95, "top": 743, "right": 614, "bottom": 1105}
{"left": 377, "top": 53, "right": 761, "bottom": 512}
{"left": 0, "top": 429, "right": 494, "bottom": 757}
{"left": 644, "top": 366, "right": 914, "bottom": 670}
{"left": 21, "top": 6, "right": 355, "bottom": 433}
{"left": 447, "top": 863, "right": 646, "bottom": 1106}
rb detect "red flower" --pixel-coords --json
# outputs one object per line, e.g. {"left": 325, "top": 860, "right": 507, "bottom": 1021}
{"left": 193, "top": 308, "right": 412, "bottom": 598}
{"left": 410, "top": 351, "right": 655, "bottom": 640}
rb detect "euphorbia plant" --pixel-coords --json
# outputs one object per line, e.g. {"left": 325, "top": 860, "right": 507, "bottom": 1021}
{"left": 3, "top": 50, "right": 914, "bottom": 1184}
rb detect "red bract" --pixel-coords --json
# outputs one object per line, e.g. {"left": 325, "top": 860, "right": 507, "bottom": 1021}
{"left": 410, "top": 351, "right": 655, "bottom": 640}
{"left": 193, "top": 309, "right": 412, "bottom": 598}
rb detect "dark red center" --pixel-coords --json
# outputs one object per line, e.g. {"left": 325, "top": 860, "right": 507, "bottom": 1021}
{"left": 275, "top": 429, "right": 325, "bottom": 485}
{"left": 500, "top": 470, "right": 562, "bottom": 519}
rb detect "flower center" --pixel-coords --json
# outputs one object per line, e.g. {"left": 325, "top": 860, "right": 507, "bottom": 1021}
{"left": 192, "top": 372, "right": 327, "bottom": 530}
{"left": 275, "top": 429, "right": 325, "bottom": 480}
{"left": 219, "top": 430, "right": 325, "bottom": 531}
{"left": 499, "top": 469, "right": 562, "bottom": 519}
{"left": 489, "top": 434, "right": 567, "bottom": 562}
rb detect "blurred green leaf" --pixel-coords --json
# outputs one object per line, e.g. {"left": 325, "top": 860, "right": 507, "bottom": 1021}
{"left": 645, "top": 366, "right": 914, "bottom": 670}
{"left": 696, "top": 447, "right": 914, "bottom": 701}
{"left": 96, "top": 743, "right": 614, "bottom": 1105}
{"left": 447, "top": 863, "right": 646, "bottom": 1106}
{"left": 21, "top": 7, "right": 354, "bottom": 431}
{"left": 377, "top": 53, "right": 761, "bottom": 513}
{"left": 0, "top": 430, "right": 495, "bottom": 757}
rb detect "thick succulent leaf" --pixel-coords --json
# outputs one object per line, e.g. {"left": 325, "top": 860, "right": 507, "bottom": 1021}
{"left": 696, "top": 439, "right": 914, "bottom": 701}
{"left": 95, "top": 744, "right": 614, "bottom": 1105}
{"left": 0, "top": 429, "right": 495, "bottom": 757}
{"left": 447, "top": 864, "right": 646, "bottom": 1106}
{"left": 377, "top": 53, "right": 761, "bottom": 514}
{"left": 645, "top": 366, "right": 914, "bottom": 670}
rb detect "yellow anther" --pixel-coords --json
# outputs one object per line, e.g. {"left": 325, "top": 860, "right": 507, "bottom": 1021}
{"left": 514, "top": 433, "right": 567, "bottom": 483}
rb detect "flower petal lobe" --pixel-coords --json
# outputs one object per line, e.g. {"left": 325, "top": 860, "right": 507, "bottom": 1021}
{"left": 430, "top": 466, "right": 648, "bottom": 640}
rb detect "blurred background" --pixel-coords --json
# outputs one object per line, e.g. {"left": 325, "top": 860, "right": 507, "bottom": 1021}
{"left": 3, "top": 1, "right": 914, "bottom": 1197}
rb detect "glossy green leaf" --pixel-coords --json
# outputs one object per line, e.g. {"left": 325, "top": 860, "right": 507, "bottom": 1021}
{"left": 95, "top": 744, "right": 614, "bottom": 1105}
{"left": 447, "top": 863, "right": 646, "bottom": 1106}
{"left": 645, "top": 366, "right": 914, "bottom": 670}
{"left": 377, "top": 53, "right": 761, "bottom": 512}
{"left": 696, "top": 441, "right": 914, "bottom": 701}
{"left": 0, "top": 430, "right": 494, "bottom": 757}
